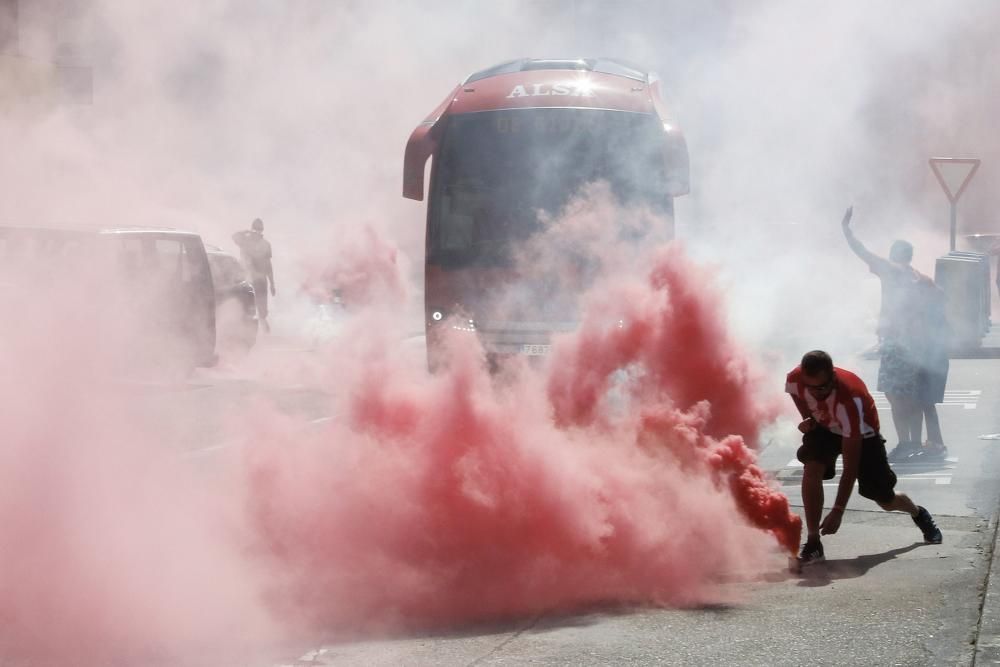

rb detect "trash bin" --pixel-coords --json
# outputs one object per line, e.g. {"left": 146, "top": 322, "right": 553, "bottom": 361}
{"left": 935, "top": 252, "right": 990, "bottom": 347}
{"left": 964, "top": 233, "right": 1000, "bottom": 304}
{"left": 948, "top": 250, "right": 991, "bottom": 331}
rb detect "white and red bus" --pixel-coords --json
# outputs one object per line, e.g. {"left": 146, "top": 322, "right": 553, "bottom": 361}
{"left": 403, "top": 58, "right": 690, "bottom": 366}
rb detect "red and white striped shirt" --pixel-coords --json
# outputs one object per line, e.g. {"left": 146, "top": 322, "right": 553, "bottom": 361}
{"left": 785, "top": 366, "right": 880, "bottom": 438}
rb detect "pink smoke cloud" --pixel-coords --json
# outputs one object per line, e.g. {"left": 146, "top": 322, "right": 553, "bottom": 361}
{"left": 0, "top": 273, "right": 278, "bottom": 666}
{"left": 243, "top": 238, "right": 800, "bottom": 636}
{"left": 301, "top": 225, "right": 409, "bottom": 310}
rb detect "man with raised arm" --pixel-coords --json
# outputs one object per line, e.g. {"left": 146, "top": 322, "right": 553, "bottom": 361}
{"left": 841, "top": 206, "right": 947, "bottom": 460}
{"left": 787, "top": 350, "right": 942, "bottom": 565}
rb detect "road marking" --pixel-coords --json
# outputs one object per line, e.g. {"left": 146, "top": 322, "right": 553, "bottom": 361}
{"left": 776, "top": 457, "right": 957, "bottom": 486}
{"left": 181, "top": 441, "right": 239, "bottom": 458}
{"left": 872, "top": 390, "right": 981, "bottom": 410}
{"left": 310, "top": 415, "right": 336, "bottom": 424}
{"left": 184, "top": 416, "right": 337, "bottom": 459}
{"left": 114, "top": 379, "right": 213, "bottom": 392}
{"left": 818, "top": 477, "right": 951, "bottom": 486}
{"left": 280, "top": 648, "right": 331, "bottom": 665}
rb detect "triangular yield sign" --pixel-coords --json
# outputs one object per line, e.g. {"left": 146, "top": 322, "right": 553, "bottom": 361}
{"left": 929, "top": 157, "right": 980, "bottom": 203}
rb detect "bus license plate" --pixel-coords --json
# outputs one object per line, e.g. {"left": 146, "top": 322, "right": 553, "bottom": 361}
{"left": 521, "top": 344, "right": 551, "bottom": 356}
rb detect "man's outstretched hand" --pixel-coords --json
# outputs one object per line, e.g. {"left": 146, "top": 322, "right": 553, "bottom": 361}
{"left": 820, "top": 508, "right": 844, "bottom": 535}
{"left": 841, "top": 205, "right": 854, "bottom": 232}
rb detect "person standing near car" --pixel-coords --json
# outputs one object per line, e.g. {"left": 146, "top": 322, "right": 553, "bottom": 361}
{"left": 232, "top": 218, "right": 276, "bottom": 333}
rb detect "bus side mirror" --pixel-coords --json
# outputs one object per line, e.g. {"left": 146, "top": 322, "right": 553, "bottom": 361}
{"left": 403, "top": 123, "right": 437, "bottom": 201}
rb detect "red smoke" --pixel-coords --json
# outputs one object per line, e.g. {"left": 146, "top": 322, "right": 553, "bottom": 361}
{"left": 301, "top": 225, "right": 408, "bottom": 309}
{"left": 548, "top": 245, "right": 800, "bottom": 554}
{"left": 547, "top": 244, "right": 779, "bottom": 441}
{"left": 0, "top": 273, "right": 276, "bottom": 666}
{"left": 245, "top": 239, "right": 801, "bottom": 635}
{"left": 0, "top": 211, "right": 800, "bottom": 664}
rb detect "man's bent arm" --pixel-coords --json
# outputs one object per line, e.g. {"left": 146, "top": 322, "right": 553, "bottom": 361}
{"left": 791, "top": 396, "right": 817, "bottom": 433}
{"left": 791, "top": 395, "right": 812, "bottom": 420}
{"left": 842, "top": 225, "right": 882, "bottom": 270}
{"left": 834, "top": 435, "right": 862, "bottom": 508}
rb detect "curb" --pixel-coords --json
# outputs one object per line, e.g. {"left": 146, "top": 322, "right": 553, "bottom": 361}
{"left": 973, "top": 498, "right": 1000, "bottom": 664}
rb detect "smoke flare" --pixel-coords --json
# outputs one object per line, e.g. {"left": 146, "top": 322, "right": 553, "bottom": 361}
{"left": 245, "top": 240, "right": 801, "bottom": 635}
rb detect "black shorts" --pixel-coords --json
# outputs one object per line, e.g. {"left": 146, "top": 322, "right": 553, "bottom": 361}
{"left": 796, "top": 427, "right": 897, "bottom": 503}
{"left": 877, "top": 339, "right": 920, "bottom": 398}
{"left": 918, "top": 356, "right": 949, "bottom": 405}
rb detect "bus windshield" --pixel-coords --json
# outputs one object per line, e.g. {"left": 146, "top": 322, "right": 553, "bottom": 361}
{"left": 428, "top": 108, "right": 669, "bottom": 268}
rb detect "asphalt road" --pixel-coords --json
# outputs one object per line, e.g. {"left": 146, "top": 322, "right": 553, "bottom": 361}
{"left": 110, "top": 331, "right": 1000, "bottom": 667}
{"left": 255, "top": 353, "right": 1000, "bottom": 667}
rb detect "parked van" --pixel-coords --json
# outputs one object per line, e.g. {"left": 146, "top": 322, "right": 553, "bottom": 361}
{"left": 0, "top": 225, "right": 217, "bottom": 371}
{"left": 205, "top": 244, "right": 258, "bottom": 351}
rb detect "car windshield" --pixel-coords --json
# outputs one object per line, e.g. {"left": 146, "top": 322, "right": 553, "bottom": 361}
{"left": 428, "top": 108, "right": 669, "bottom": 268}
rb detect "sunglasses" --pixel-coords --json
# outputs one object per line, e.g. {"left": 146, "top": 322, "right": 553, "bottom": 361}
{"left": 803, "top": 376, "right": 834, "bottom": 391}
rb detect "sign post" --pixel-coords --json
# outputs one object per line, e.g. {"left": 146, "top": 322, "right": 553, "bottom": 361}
{"left": 929, "top": 157, "right": 981, "bottom": 251}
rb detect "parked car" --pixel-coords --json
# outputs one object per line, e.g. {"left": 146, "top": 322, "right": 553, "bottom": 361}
{"left": 205, "top": 244, "right": 258, "bottom": 352}
{"left": 0, "top": 225, "right": 217, "bottom": 372}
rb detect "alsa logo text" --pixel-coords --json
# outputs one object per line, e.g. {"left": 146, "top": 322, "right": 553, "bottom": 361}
{"left": 506, "top": 83, "right": 596, "bottom": 98}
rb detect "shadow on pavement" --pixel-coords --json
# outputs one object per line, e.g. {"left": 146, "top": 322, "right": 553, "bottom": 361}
{"left": 797, "top": 542, "right": 923, "bottom": 588}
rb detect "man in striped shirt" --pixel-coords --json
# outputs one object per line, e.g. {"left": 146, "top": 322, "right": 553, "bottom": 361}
{"left": 787, "top": 350, "right": 942, "bottom": 565}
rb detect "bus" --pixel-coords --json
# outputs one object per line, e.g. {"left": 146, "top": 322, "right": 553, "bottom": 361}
{"left": 403, "top": 58, "right": 690, "bottom": 367}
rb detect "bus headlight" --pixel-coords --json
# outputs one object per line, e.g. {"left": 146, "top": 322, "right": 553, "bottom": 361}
{"left": 428, "top": 310, "right": 475, "bottom": 332}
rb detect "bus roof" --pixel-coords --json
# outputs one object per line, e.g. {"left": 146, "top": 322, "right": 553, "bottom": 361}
{"left": 446, "top": 58, "right": 661, "bottom": 116}
{"left": 464, "top": 58, "right": 650, "bottom": 85}
{"left": 403, "top": 58, "right": 687, "bottom": 200}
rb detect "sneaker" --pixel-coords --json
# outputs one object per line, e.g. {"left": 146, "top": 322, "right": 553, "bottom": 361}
{"left": 912, "top": 506, "right": 943, "bottom": 544}
{"left": 909, "top": 441, "right": 948, "bottom": 461}
{"left": 888, "top": 441, "right": 918, "bottom": 463}
{"left": 797, "top": 539, "right": 825, "bottom": 566}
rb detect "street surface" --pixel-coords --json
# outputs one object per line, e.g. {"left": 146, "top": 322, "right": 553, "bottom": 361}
{"left": 268, "top": 355, "right": 1000, "bottom": 667}
{"left": 138, "top": 332, "right": 1000, "bottom": 666}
